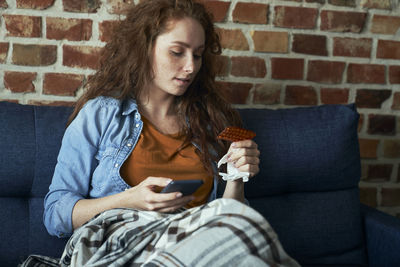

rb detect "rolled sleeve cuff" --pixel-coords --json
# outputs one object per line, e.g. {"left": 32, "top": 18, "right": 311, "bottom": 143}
{"left": 45, "top": 193, "right": 83, "bottom": 238}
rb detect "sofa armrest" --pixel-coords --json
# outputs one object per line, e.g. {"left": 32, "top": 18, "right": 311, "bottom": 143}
{"left": 361, "top": 204, "right": 400, "bottom": 267}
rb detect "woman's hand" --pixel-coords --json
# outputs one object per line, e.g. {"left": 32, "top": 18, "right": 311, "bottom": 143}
{"left": 123, "top": 177, "right": 194, "bottom": 212}
{"left": 221, "top": 140, "right": 260, "bottom": 202}
{"left": 227, "top": 140, "right": 260, "bottom": 178}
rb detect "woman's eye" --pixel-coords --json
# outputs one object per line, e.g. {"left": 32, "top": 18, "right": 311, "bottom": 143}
{"left": 170, "top": 51, "right": 183, "bottom": 57}
{"left": 194, "top": 54, "right": 202, "bottom": 60}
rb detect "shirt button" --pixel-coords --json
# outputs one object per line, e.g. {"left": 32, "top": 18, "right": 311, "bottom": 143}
{"left": 127, "top": 143, "right": 132, "bottom": 147}
{"left": 115, "top": 163, "right": 119, "bottom": 168}
{"left": 135, "top": 123, "right": 139, "bottom": 128}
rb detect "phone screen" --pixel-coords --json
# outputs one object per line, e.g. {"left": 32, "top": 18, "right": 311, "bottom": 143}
{"left": 160, "top": 179, "right": 203, "bottom": 196}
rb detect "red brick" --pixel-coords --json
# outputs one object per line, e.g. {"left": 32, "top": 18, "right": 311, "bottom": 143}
{"left": 356, "top": 89, "right": 391, "bottom": 109}
{"left": 389, "top": 66, "right": 400, "bottom": 84}
{"left": 328, "top": 0, "right": 356, "bottom": 6}
{"left": 47, "top": 17, "right": 92, "bottom": 41}
{"left": 320, "top": 10, "right": 367, "bottom": 33}
{"left": 106, "top": 0, "right": 134, "bottom": 15}
{"left": 271, "top": 58, "right": 303, "bottom": 80}
{"left": 3, "top": 15, "right": 42, "bottom": 37}
{"left": 359, "top": 187, "right": 377, "bottom": 208}
{"left": 292, "top": 34, "right": 327, "bottom": 56}
{"left": 393, "top": 92, "right": 400, "bottom": 110}
{"left": 377, "top": 40, "right": 400, "bottom": 60}
{"left": 99, "top": 20, "right": 119, "bottom": 42}
{"left": 398, "top": 165, "right": 400, "bottom": 182}
{"left": 63, "top": 0, "right": 101, "bottom": 13}
{"left": 214, "top": 55, "right": 229, "bottom": 77}
{"left": 63, "top": 45, "right": 103, "bottom": 69}
{"left": 358, "top": 138, "right": 379, "bottom": 159}
{"left": 0, "top": 42, "right": 9, "bottom": 63}
{"left": 231, "top": 56, "right": 266, "bottom": 78}
{"left": 274, "top": 6, "right": 317, "bottom": 29}
{"left": 0, "top": 0, "right": 8, "bottom": 8}
{"left": 253, "top": 83, "right": 281, "bottom": 105}
{"left": 307, "top": 60, "right": 345, "bottom": 84}
{"left": 201, "top": 1, "right": 230, "bottom": 23}
{"left": 284, "top": 85, "right": 317, "bottom": 105}
{"left": 16, "top": 0, "right": 55, "bottom": 9}
{"left": 43, "top": 73, "right": 85, "bottom": 96}
{"left": 358, "top": 114, "right": 364, "bottom": 132}
{"left": 217, "top": 28, "right": 249, "bottom": 51}
{"left": 381, "top": 187, "right": 400, "bottom": 207}
{"left": 362, "top": 0, "right": 392, "bottom": 10}
{"left": 217, "top": 82, "right": 252, "bottom": 104}
{"left": 368, "top": 114, "right": 396, "bottom": 135}
{"left": 12, "top": 44, "right": 57, "bottom": 66}
{"left": 371, "top": 15, "right": 400, "bottom": 34}
{"left": 0, "top": 99, "right": 19, "bottom": 104}
{"left": 252, "top": 31, "right": 288, "bottom": 53}
{"left": 28, "top": 100, "right": 75, "bottom": 106}
{"left": 347, "top": 64, "right": 385, "bottom": 84}
{"left": 4, "top": 71, "right": 36, "bottom": 93}
{"left": 333, "top": 37, "right": 372, "bottom": 58}
{"left": 232, "top": 2, "right": 268, "bottom": 24}
{"left": 383, "top": 140, "right": 400, "bottom": 158}
{"left": 366, "top": 164, "right": 393, "bottom": 182}
{"left": 320, "top": 88, "right": 349, "bottom": 104}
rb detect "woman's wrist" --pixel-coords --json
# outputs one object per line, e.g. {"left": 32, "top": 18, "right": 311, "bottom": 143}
{"left": 222, "top": 179, "right": 245, "bottom": 202}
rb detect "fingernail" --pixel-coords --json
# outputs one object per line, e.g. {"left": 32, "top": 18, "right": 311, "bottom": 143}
{"left": 176, "top": 192, "right": 182, "bottom": 198}
{"left": 232, "top": 142, "right": 237, "bottom": 147}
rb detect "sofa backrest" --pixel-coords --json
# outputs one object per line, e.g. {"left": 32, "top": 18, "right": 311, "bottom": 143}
{"left": 239, "top": 104, "right": 367, "bottom": 266}
{"left": 0, "top": 101, "right": 367, "bottom": 266}
{"left": 0, "top": 102, "right": 71, "bottom": 265}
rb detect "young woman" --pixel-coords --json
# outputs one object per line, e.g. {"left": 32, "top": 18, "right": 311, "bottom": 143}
{"left": 41, "top": 0, "right": 299, "bottom": 266}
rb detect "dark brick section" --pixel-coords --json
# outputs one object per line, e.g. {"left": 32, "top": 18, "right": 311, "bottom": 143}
{"left": 356, "top": 89, "right": 391, "bottom": 108}
{"left": 216, "top": 82, "right": 252, "bottom": 104}
{"left": 63, "top": 0, "right": 101, "bottom": 13}
{"left": 366, "top": 164, "right": 393, "bottom": 181}
{"left": 292, "top": 34, "right": 327, "bottom": 56}
{"left": 368, "top": 114, "right": 396, "bottom": 135}
{"left": 284, "top": 85, "right": 318, "bottom": 105}
{"left": 307, "top": 60, "right": 345, "bottom": 84}
{"left": 271, "top": 58, "right": 304, "bottom": 80}
{"left": 359, "top": 187, "right": 377, "bottom": 208}
{"left": 329, "top": 0, "right": 356, "bottom": 7}
{"left": 320, "top": 10, "right": 367, "bottom": 33}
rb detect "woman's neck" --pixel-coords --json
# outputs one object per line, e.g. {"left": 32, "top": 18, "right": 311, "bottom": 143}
{"left": 137, "top": 92, "right": 181, "bottom": 135}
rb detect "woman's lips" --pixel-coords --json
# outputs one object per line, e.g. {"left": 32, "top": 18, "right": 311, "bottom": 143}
{"left": 174, "top": 77, "right": 190, "bottom": 85}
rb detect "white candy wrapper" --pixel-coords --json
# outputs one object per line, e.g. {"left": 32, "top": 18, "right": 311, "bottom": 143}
{"left": 217, "top": 150, "right": 250, "bottom": 182}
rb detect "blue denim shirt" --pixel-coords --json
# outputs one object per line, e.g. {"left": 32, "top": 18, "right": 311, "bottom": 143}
{"left": 44, "top": 96, "right": 220, "bottom": 238}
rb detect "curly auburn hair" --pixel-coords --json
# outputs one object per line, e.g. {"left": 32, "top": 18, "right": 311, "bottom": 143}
{"left": 68, "top": 0, "right": 242, "bottom": 174}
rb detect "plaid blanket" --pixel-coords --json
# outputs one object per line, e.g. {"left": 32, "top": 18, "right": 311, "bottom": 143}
{"left": 21, "top": 199, "right": 299, "bottom": 267}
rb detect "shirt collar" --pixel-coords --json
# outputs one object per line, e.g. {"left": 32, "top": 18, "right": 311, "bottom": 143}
{"left": 122, "top": 98, "right": 139, "bottom": 116}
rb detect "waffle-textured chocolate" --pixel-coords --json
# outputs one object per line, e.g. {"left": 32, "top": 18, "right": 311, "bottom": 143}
{"left": 217, "top": 126, "right": 256, "bottom": 142}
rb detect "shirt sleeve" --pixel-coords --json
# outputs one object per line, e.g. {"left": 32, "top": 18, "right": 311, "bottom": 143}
{"left": 43, "top": 98, "right": 106, "bottom": 237}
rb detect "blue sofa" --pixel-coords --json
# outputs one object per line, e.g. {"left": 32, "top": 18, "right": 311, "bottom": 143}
{"left": 1, "top": 101, "right": 400, "bottom": 266}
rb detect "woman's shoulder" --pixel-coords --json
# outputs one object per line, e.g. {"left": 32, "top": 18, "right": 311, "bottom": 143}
{"left": 84, "top": 96, "right": 123, "bottom": 111}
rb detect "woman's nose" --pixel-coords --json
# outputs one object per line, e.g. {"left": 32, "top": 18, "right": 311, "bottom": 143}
{"left": 183, "top": 55, "right": 194, "bottom": 73}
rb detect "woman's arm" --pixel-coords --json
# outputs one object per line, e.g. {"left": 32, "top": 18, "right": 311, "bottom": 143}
{"left": 72, "top": 177, "right": 194, "bottom": 229}
{"left": 222, "top": 140, "right": 260, "bottom": 202}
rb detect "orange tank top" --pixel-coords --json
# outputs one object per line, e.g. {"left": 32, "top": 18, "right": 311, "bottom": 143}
{"left": 120, "top": 116, "right": 213, "bottom": 208}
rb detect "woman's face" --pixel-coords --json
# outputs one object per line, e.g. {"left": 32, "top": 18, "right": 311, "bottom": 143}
{"left": 148, "top": 17, "right": 205, "bottom": 98}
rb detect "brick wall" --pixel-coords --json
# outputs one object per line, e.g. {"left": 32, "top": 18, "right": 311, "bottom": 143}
{"left": 0, "top": 0, "right": 399, "bottom": 216}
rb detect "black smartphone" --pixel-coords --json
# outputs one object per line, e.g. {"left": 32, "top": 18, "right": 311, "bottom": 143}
{"left": 160, "top": 179, "right": 204, "bottom": 196}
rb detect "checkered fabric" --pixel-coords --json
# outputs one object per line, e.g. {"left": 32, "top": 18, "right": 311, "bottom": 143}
{"left": 21, "top": 199, "right": 299, "bottom": 267}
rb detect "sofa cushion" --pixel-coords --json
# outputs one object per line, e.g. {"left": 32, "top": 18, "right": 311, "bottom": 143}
{"left": 240, "top": 104, "right": 367, "bottom": 266}
{"left": 0, "top": 102, "right": 70, "bottom": 265}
